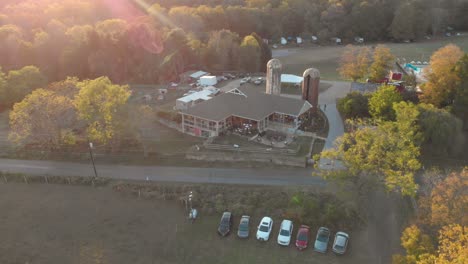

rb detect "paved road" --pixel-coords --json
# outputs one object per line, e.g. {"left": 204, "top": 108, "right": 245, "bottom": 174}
{"left": 0, "top": 158, "right": 325, "bottom": 186}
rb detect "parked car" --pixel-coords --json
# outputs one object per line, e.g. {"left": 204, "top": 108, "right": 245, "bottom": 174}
{"left": 237, "top": 215, "right": 250, "bottom": 238}
{"left": 217, "top": 212, "right": 233, "bottom": 237}
{"left": 314, "top": 227, "right": 330, "bottom": 253}
{"left": 253, "top": 77, "right": 263, "bottom": 85}
{"left": 277, "top": 220, "right": 293, "bottom": 246}
{"left": 295, "top": 225, "right": 310, "bottom": 250}
{"left": 332, "top": 232, "right": 349, "bottom": 254}
{"left": 240, "top": 78, "right": 248, "bottom": 85}
{"left": 256, "top": 217, "right": 273, "bottom": 241}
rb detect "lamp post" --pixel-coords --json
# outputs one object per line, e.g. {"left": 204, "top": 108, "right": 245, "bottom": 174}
{"left": 88, "top": 141, "right": 98, "bottom": 178}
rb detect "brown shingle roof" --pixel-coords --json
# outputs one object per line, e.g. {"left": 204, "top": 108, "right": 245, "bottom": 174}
{"left": 180, "top": 87, "right": 311, "bottom": 121}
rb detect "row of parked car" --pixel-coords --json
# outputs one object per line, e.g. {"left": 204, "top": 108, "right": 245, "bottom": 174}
{"left": 217, "top": 212, "right": 349, "bottom": 254}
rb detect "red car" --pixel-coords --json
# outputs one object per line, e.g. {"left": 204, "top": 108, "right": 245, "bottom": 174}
{"left": 295, "top": 225, "right": 310, "bottom": 250}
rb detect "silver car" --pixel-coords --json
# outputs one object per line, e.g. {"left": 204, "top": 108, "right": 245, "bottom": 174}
{"left": 237, "top": 215, "right": 250, "bottom": 238}
{"left": 332, "top": 232, "right": 349, "bottom": 254}
{"left": 314, "top": 227, "right": 330, "bottom": 253}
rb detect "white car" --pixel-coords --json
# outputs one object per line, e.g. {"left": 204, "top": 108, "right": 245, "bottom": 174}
{"left": 256, "top": 217, "right": 273, "bottom": 241}
{"left": 277, "top": 219, "right": 293, "bottom": 246}
{"left": 332, "top": 231, "right": 349, "bottom": 254}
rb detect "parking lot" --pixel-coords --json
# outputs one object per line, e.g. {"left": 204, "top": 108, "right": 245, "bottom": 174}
{"left": 0, "top": 183, "right": 403, "bottom": 264}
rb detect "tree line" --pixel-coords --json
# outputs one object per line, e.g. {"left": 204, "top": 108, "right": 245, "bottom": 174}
{"left": 0, "top": 0, "right": 271, "bottom": 90}
{"left": 150, "top": 0, "right": 468, "bottom": 41}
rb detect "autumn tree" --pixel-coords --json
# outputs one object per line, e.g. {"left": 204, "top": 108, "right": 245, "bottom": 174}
{"left": 430, "top": 170, "right": 468, "bottom": 227}
{"left": 369, "top": 85, "right": 403, "bottom": 121}
{"left": 434, "top": 224, "right": 468, "bottom": 264}
{"left": 74, "top": 77, "right": 131, "bottom": 144}
{"left": 338, "top": 45, "right": 371, "bottom": 81}
{"left": 421, "top": 44, "right": 464, "bottom": 107}
{"left": 392, "top": 225, "right": 435, "bottom": 264}
{"left": 452, "top": 54, "right": 468, "bottom": 129}
{"left": 369, "top": 45, "right": 395, "bottom": 82}
{"left": 0, "top": 67, "right": 6, "bottom": 108}
{"left": 9, "top": 89, "right": 78, "bottom": 148}
{"left": 2, "top": 65, "right": 47, "bottom": 107}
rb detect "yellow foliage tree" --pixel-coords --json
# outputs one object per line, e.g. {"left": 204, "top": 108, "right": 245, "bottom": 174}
{"left": 74, "top": 76, "right": 130, "bottom": 144}
{"left": 421, "top": 44, "right": 464, "bottom": 107}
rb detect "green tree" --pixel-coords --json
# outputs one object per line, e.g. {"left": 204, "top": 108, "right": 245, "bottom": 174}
{"left": 418, "top": 104, "right": 465, "bottom": 157}
{"left": 390, "top": 0, "right": 430, "bottom": 41}
{"left": 74, "top": 77, "right": 131, "bottom": 144}
{"left": 452, "top": 54, "right": 468, "bottom": 129}
{"left": 338, "top": 45, "right": 371, "bottom": 81}
{"left": 3, "top": 65, "right": 47, "bottom": 107}
{"left": 205, "top": 30, "right": 240, "bottom": 70}
{"left": 239, "top": 35, "right": 261, "bottom": 72}
{"left": 0, "top": 67, "right": 6, "bottom": 108}
{"left": 337, "top": 91, "right": 370, "bottom": 119}
{"left": 369, "top": 45, "right": 395, "bottom": 82}
{"left": 421, "top": 44, "right": 464, "bottom": 107}
{"left": 9, "top": 88, "right": 77, "bottom": 148}
{"left": 251, "top": 32, "right": 272, "bottom": 72}
{"left": 321, "top": 102, "right": 421, "bottom": 196}
{"left": 369, "top": 85, "right": 403, "bottom": 121}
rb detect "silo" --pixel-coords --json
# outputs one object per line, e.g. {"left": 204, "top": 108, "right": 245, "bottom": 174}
{"left": 302, "top": 68, "right": 320, "bottom": 112}
{"left": 266, "top": 59, "right": 282, "bottom": 95}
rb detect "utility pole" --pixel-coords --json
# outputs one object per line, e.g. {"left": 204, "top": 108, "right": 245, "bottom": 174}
{"left": 88, "top": 141, "right": 98, "bottom": 178}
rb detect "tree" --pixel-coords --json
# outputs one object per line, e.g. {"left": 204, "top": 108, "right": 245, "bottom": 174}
{"left": 390, "top": 0, "right": 430, "bottom": 41}
{"left": 74, "top": 77, "right": 131, "bottom": 144}
{"left": 251, "top": 32, "right": 271, "bottom": 72}
{"left": 338, "top": 45, "right": 371, "bottom": 81}
{"left": 321, "top": 102, "right": 421, "bottom": 196}
{"left": 452, "top": 54, "right": 468, "bottom": 129}
{"left": 369, "top": 85, "right": 403, "bottom": 121}
{"left": 430, "top": 170, "right": 468, "bottom": 227}
{"left": 392, "top": 225, "right": 435, "bottom": 264}
{"left": 9, "top": 89, "right": 77, "bottom": 148}
{"left": 435, "top": 224, "right": 468, "bottom": 264}
{"left": 239, "top": 35, "right": 261, "bottom": 72}
{"left": 0, "top": 67, "right": 6, "bottom": 108}
{"left": 336, "top": 91, "right": 370, "bottom": 119}
{"left": 3, "top": 65, "right": 47, "bottom": 107}
{"left": 418, "top": 104, "right": 465, "bottom": 157}
{"left": 420, "top": 44, "right": 464, "bottom": 107}
{"left": 369, "top": 45, "right": 395, "bottom": 82}
{"left": 205, "top": 30, "right": 240, "bottom": 70}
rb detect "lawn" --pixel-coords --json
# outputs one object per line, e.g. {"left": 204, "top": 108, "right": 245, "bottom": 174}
{"left": 0, "top": 182, "right": 392, "bottom": 264}
{"left": 275, "top": 34, "right": 468, "bottom": 81}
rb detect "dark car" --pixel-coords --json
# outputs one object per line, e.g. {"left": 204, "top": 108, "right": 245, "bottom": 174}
{"left": 295, "top": 225, "right": 310, "bottom": 250}
{"left": 237, "top": 215, "right": 250, "bottom": 238}
{"left": 218, "top": 212, "right": 233, "bottom": 236}
{"left": 314, "top": 227, "right": 331, "bottom": 253}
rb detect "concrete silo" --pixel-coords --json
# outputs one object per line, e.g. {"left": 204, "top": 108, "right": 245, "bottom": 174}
{"left": 266, "top": 59, "right": 282, "bottom": 95}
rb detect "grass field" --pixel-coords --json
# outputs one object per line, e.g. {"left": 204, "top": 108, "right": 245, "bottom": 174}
{"left": 0, "top": 183, "right": 404, "bottom": 264}
{"left": 275, "top": 35, "right": 468, "bottom": 80}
